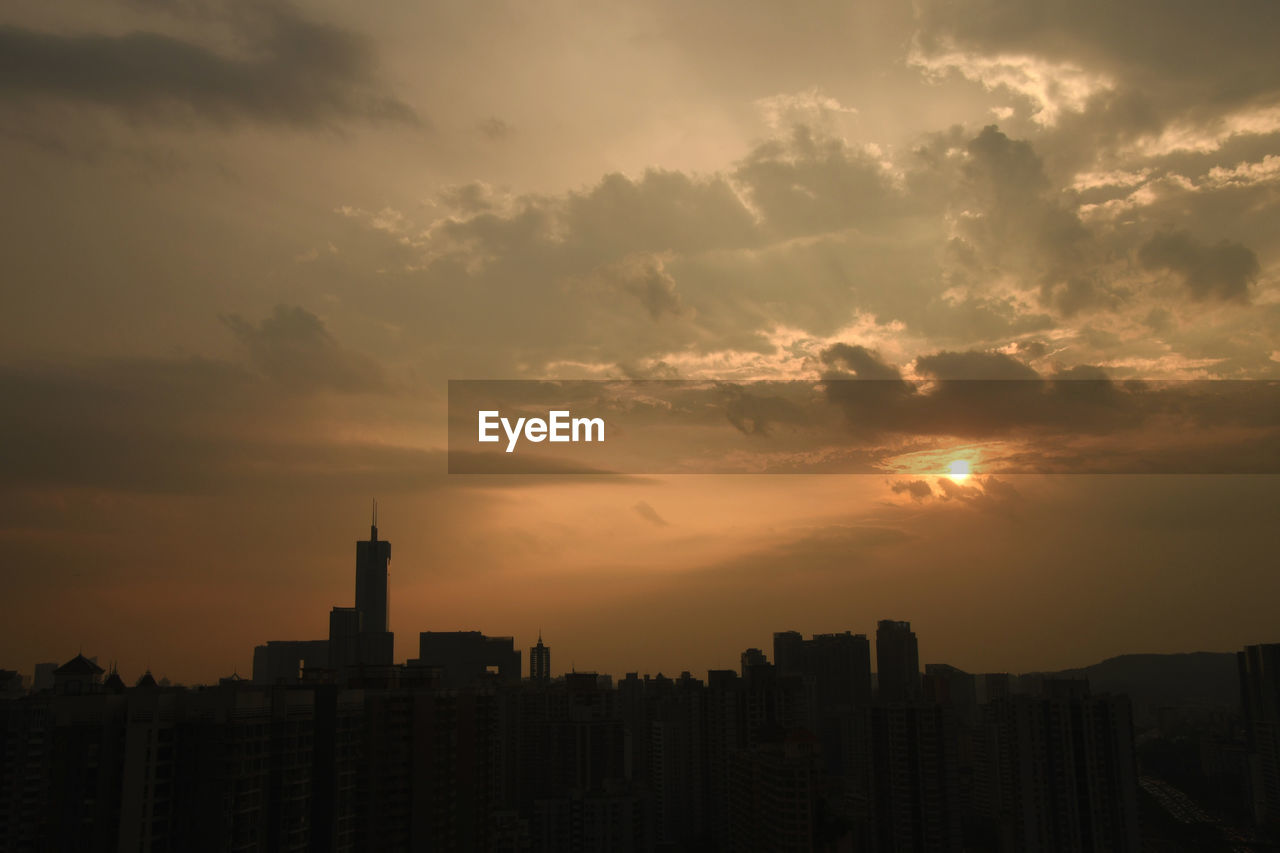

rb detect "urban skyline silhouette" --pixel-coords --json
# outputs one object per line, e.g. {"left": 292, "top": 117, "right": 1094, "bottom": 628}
{"left": 4, "top": 512, "right": 1279, "bottom": 851}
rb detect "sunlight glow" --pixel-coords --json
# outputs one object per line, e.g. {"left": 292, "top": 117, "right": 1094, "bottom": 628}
{"left": 947, "top": 459, "right": 971, "bottom": 481}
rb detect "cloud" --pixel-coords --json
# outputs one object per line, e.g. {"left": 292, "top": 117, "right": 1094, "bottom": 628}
{"left": 477, "top": 117, "right": 512, "bottom": 140}
{"left": 561, "top": 169, "right": 759, "bottom": 256}
{"left": 891, "top": 479, "right": 933, "bottom": 501}
{"left": 820, "top": 343, "right": 902, "bottom": 380}
{"left": 609, "top": 254, "right": 684, "bottom": 321}
{"left": 328, "top": 115, "right": 1272, "bottom": 385}
{"left": 438, "top": 182, "right": 499, "bottom": 215}
{"left": 719, "top": 384, "right": 810, "bottom": 437}
{"left": 755, "top": 88, "right": 857, "bottom": 131}
{"left": 910, "top": 47, "right": 1113, "bottom": 127}
{"left": 914, "top": 349, "right": 1039, "bottom": 380}
{"left": 0, "top": 356, "right": 422, "bottom": 494}
{"left": 0, "top": 4, "right": 418, "bottom": 127}
{"left": 944, "top": 126, "right": 1112, "bottom": 318}
{"left": 734, "top": 125, "right": 898, "bottom": 238}
{"left": 221, "top": 305, "right": 387, "bottom": 392}
{"left": 1139, "top": 230, "right": 1259, "bottom": 302}
{"left": 912, "top": 0, "right": 1280, "bottom": 137}
{"left": 632, "top": 500, "right": 669, "bottom": 527}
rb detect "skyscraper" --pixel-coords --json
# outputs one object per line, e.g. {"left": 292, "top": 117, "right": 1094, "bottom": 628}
{"left": 354, "top": 502, "right": 393, "bottom": 666}
{"left": 530, "top": 633, "right": 551, "bottom": 682}
{"left": 876, "top": 620, "right": 921, "bottom": 702}
{"left": 356, "top": 502, "right": 391, "bottom": 634}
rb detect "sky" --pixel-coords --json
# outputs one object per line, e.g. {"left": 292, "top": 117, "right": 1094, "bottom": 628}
{"left": 1, "top": 0, "right": 1277, "bottom": 684}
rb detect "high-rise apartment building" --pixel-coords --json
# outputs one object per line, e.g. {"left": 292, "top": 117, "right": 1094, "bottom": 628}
{"left": 1240, "top": 642, "right": 1280, "bottom": 826}
{"left": 876, "top": 620, "right": 921, "bottom": 702}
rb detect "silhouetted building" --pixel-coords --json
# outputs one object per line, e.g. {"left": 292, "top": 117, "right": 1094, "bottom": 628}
{"left": 252, "top": 639, "right": 330, "bottom": 684}
{"left": 773, "top": 630, "right": 873, "bottom": 711}
{"left": 32, "top": 662, "right": 56, "bottom": 693}
{"left": 925, "top": 663, "right": 978, "bottom": 724}
{"left": 729, "top": 727, "right": 822, "bottom": 853}
{"left": 252, "top": 511, "right": 397, "bottom": 683}
{"left": 740, "top": 648, "right": 768, "bottom": 672}
{"left": 1240, "top": 642, "right": 1280, "bottom": 826}
{"left": 329, "top": 605, "right": 362, "bottom": 672}
{"left": 529, "top": 784, "right": 649, "bottom": 853}
{"left": 649, "top": 676, "right": 707, "bottom": 847}
{"left": 975, "top": 687, "right": 1140, "bottom": 852}
{"left": 354, "top": 507, "right": 393, "bottom": 667}
{"left": 876, "top": 619, "right": 921, "bottom": 702}
{"left": 773, "top": 631, "right": 806, "bottom": 677}
{"left": 415, "top": 631, "right": 521, "bottom": 688}
{"left": 705, "top": 669, "right": 746, "bottom": 846}
{"left": 530, "top": 633, "right": 551, "bottom": 683}
{"left": 52, "top": 653, "right": 103, "bottom": 696}
{"left": 868, "top": 702, "right": 964, "bottom": 852}
{"left": 102, "top": 669, "right": 125, "bottom": 694}
{"left": 809, "top": 632, "right": 873, "bottom": 710}
{"left": 978, "top": 672, "right": 1012, "bottom": 703}
{"left": 0, "top": 671, "right": 22, "bottom": 701}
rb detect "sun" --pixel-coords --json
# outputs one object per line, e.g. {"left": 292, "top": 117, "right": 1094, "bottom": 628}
{"left": 947, "top": 459, "right": 971, "bottom": 482}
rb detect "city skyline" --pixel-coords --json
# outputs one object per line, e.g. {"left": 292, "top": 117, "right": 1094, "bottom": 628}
{"left": 11, "top": 507, "right": 1276, "bottom": 690}
{"left": 8, "top": 597, "right": 1274, "bottom": 849}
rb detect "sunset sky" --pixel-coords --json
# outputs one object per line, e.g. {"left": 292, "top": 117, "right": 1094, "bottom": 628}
{"left": 2, "top": 0, "right": 1277, "bottom": 683}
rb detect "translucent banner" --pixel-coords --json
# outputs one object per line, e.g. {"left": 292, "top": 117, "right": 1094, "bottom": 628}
{"left": 447, "top": 379, "right": 1280, "bottom": 475}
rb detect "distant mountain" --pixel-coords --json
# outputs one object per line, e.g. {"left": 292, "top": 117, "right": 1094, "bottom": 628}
{"left": 1041, "top": 652, "right": 1240, "bottom": 721}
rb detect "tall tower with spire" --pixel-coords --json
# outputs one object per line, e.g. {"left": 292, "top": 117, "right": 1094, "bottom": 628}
{"left": 356, "top": 500, "right": 391, "bottom": 632}
{"left": 353, "top": 500, "right": 393, "bottom": 665}
{"left": 530, "top": 632, "right": 551, "bottom": 682}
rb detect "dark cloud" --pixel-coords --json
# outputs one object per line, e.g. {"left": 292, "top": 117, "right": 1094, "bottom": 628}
{"left": 477, "top": 117, "right": 512, "bottom": 140}
{"left": 1139, "top": 230, "right": 1259, "bottom": 302}
{"left": 0, "top": 358, "right": 419, "bottom": 494}
{"left": 0, "top": 4, "right": 418, "bottom": 127}
{"left": 221, "top": 304, "right": 387, "bottom": 392}
{"left": 614, "top": 256, "right": 684, "bottom": 320}
{"left": 891, "top": 479, "right": 933, "bottom": 501}
{"left": 948, "top": 126, "right": 1113, "bottom": 318}
{"left": 438, "top": 183, "right": 496, "bottom": 214}
{"left": 820, "top": 343, "right": 902, "bottom": 380}
{"left": 720, "top": 384, "right": 810, "bottom": 437}
{"left": 632, "top": 500, "right": 669, "bottom": 527}
{"left": 1009, "top": 340, "right": 1048, "bottom": 360}
{"left": 562, "top": 169, "right": 759, "bottom": 257}
{"left": 914, "top": 349, "right": 1038, "bottom": 380}
{"left": 734, "top": 125, "right": 897, "bottom": 238}
{"left": 913, "top": 0, "right": 1280, "bottom": 125}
